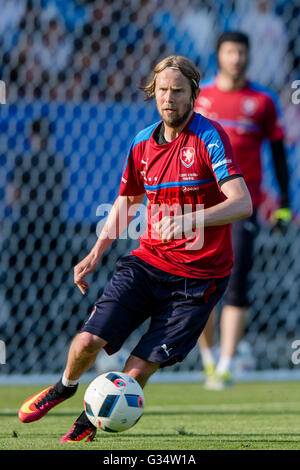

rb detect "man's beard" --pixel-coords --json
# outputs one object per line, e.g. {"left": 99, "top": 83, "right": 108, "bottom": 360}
{"left": 158, "top": 102, "right": 193, "bottom": 128}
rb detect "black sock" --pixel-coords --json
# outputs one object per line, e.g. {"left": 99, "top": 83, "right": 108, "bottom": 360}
{"left": 55, "top": 378, "right": 78, "bottom": 398}
{"left": 76, "top": 410, "right": 96, "bottom": 428}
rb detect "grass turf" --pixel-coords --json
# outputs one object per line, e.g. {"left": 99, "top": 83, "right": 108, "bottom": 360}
{"left": 0, "top": 381, "right": 299, "bottom": 450}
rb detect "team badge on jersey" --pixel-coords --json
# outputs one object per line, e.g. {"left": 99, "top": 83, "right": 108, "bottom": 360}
{"left": 241, "top": 97, "right": 258, "bottom": 116}
{"left": 180, "top": 147, "right": 195, "bottom": 168}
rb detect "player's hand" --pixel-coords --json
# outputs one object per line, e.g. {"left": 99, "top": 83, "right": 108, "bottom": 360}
{"left": 270, "top": 207, "right": 292, "bottom": 234}
{"left": 74, "top": 253, "right": 99, "bottom": 295}
{"left": 154, "top": 214, "right": 194, "bottom": 242}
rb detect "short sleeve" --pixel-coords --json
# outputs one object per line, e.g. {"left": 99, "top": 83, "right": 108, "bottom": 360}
{"left": 119, "top": 141, "right": 145, "bottom": 196}
{"left": 204, "top": 124, "right": 243, "bottom": 189}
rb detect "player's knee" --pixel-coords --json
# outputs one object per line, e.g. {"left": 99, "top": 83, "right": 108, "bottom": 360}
{"left": 75, "top": 332, "right": 106, "bottom": 356}
{"left": 123, "top": 355, "right": 159, "bottom": 388}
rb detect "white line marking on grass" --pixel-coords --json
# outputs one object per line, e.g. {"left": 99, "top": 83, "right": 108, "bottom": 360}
{"left": 2, "top": 402, "right": 300, "bottom": 415}
{"left": 144, "top": 402, "right": 300, "bottom": 412}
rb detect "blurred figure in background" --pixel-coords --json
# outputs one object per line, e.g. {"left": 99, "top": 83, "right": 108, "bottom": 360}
{"left": 3, "top": 117, "right": 65, "bottom": 324}
{"left": 194, "top": 31, "right": 292, "bottom": 390}
{"left": 225, "top": 0, "right": 290, "bottom": 91}
{"left": 151, "top": 0, "right": 217, "bottom": 74}
{"left": 0, "top": 0, "right": 25, "bottom": 54}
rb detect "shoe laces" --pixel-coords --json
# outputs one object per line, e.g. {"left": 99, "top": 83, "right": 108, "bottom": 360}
{"left": 35, "top": 386, "right": 60, "bottom": 410}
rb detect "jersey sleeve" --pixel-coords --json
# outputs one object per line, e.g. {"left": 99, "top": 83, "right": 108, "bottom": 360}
{"left": 119, "top": 140, "right": 145, "bottom": 196}
{"left": 263, "top": 93, "right": 285, "bottom": 142}
{"left": 204, "top": 122, "right": 243, "bottom": 189}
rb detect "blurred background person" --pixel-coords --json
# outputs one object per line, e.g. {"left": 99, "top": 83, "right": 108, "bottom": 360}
{"left": 1, "top": 117, "right": 65, "bottom": 361}
{"left": 194, "top": 30, "right": 292, "bottom": 390}
{"left": 224, "top": 0, "right": 291, "bottom": 92}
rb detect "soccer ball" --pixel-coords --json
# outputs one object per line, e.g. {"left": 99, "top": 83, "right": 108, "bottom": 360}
{"left": 84, "top": 371, "right": 145, "bottom": 432}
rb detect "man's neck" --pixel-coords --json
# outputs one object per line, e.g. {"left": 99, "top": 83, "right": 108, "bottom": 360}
{"left": 216, "top": 71, "right": 247, "bottom": 92}
{"left": 163, "top": 110, "right": 194, "bottom": 142}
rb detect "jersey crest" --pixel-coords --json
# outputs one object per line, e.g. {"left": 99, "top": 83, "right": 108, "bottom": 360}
{"left": 180, "top": 147, "right": 195, "bottom": 168}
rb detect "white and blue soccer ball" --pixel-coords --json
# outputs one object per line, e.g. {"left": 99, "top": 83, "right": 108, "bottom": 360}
{"left": 84, "top": 372, "right": 145, "bottom": 432}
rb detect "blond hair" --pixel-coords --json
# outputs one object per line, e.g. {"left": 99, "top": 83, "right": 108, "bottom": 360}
{"left": 142, "top": 56, "right": 201, "bottom": 102}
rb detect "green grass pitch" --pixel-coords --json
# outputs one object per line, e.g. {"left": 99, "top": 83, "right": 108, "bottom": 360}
{"left": 0, "top": 381, "right": 299, "bottom": 450}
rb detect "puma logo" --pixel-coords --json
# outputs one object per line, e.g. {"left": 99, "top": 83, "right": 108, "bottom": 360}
{"left": 161, "top": 344, "right": 173, "bottom": 357}
{"left": 207, "top": 141, "right": 220, "bottom": 149}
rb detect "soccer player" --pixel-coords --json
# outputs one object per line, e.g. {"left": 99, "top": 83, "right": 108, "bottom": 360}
{"left": 18, "top": 55, "right": 252, "bottom": 442}
{"left": 194, "top": 31, "right": 291, "bottom": 390}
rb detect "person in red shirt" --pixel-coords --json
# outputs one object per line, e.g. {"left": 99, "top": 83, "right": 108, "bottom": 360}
{"left": 120, "top": 99, "right": 243, "bottom": 280}
{"left": 18, "top": 55, "right": 252, "bottom": 441}
{"left": 194, "top": 31, "right": 291, "bottom": 390}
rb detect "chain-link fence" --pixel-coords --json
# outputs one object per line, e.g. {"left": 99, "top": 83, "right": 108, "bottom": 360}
{"left": 0, "top": 0, "right": 299, "bottom": 377}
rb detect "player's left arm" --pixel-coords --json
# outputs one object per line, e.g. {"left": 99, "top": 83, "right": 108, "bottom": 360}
{"left": 202, "top": 124, "right": 252, "bottom": 226}
{"left": 201, "top": 176, "right": 252, "bottom": 227}
{"left": 156, "top": 177, "right": 252, "bottom": 241}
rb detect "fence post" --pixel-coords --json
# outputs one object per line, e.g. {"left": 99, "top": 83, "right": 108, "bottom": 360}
{"left": 0, "top": 340, "right": 6, "bottom": 364}
{"left": 0, "top": 80, "right": 6, "bottom": 104}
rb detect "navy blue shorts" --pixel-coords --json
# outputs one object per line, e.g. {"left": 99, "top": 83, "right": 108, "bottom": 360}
{"left": 224, "top": 210, "right": 258, "bottom": 307}
{"left": 82, "top": 255, "right": 229, "bottom": 368}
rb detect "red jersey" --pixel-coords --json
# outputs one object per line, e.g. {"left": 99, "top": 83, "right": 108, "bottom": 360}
{"left": 194, "top": 78, "right": 284, "bottom": 207}
{"left": 119, "top": 112, "right": 242, "bottom": 279}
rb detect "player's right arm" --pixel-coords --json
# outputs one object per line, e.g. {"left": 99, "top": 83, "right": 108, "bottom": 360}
{"left": 74, "top": 193, "right": 145, "bottom": 294}
{"left": 74, "top": 133, "right": 146, "bottom": 295}
{"left": 262, "top": 92, "right": 291, "bottom": 230}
